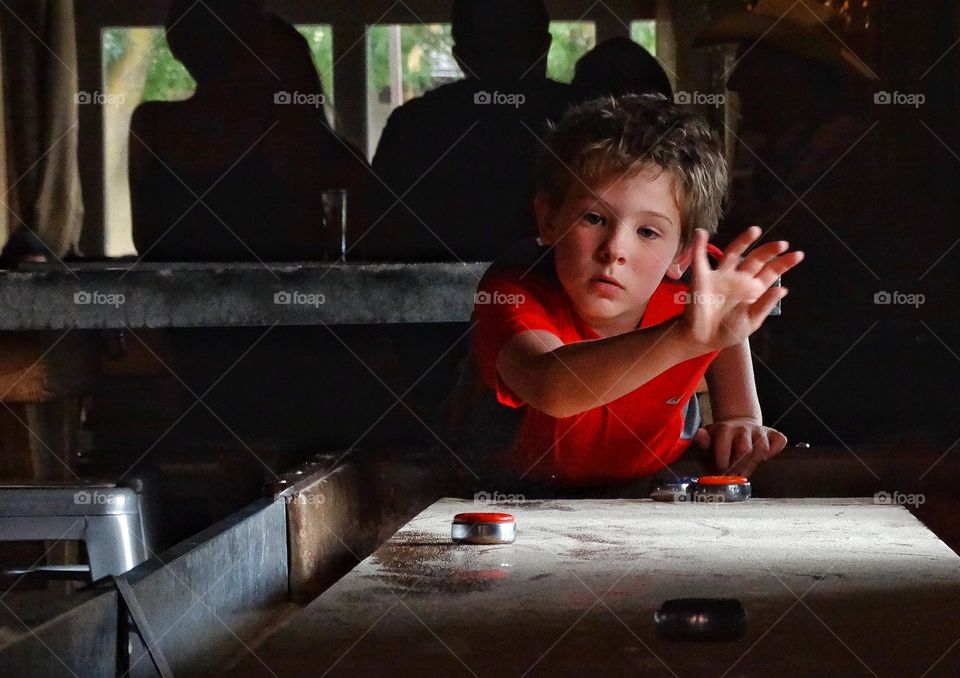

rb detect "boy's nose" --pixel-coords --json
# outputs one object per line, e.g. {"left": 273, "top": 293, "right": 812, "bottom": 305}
{"left": 598, "top": 230, "right": 628, "bottom": 264}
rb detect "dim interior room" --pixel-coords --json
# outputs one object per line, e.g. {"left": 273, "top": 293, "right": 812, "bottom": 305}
{"left": 1, "top": 0, "right": 960, "bottom": 676}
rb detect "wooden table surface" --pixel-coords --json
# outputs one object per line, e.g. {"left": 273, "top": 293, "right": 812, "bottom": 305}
{"left": 228, "top": 497, "right": 960, "bottom": 677}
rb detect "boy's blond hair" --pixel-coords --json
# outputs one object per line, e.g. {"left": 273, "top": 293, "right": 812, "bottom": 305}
{"left": 536, "top": 94, "right": 728, "bottom": 248}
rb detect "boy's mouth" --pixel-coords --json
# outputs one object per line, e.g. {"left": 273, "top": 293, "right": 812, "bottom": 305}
{"left": 590, "top": 275, "right": 624, "bottom": 290}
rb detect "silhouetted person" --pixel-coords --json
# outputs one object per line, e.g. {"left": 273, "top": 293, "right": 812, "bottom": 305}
{"left": 572, "top": 37, "right": 672, "bottom": 102}
{"left": 126, "top": 1, "right": 413, "bottom": 460}
{"left": 696, "top": 0, "right": 945, "bottom": 444}
{"left": 364, "top": 0, "right": 573, "bottom": 262}
{"left": 130, "top": 0, "right": 367, "bottom": 262}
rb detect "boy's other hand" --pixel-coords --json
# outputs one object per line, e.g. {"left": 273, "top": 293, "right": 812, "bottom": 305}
{"left": 680, "top": 226, "right": 804, "bottom": 354}
{"left": 693, "top": 418, "right": 788, "bottom": 477}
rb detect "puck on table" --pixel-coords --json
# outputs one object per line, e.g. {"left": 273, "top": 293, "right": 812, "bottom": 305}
{"left": 451, "top": 512, "right": 516, "bottom": 545}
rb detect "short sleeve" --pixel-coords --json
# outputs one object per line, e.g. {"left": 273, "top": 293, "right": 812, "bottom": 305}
{"left": 471, "top": 272, "right": 562, "bottom": 408}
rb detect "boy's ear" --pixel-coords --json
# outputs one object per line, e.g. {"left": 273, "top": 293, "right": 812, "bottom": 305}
{"left": 665, "top": 240, "right": 694, "bottom": 281}
{"left": 534, "top": 192, "right": 558, "bottom": 245}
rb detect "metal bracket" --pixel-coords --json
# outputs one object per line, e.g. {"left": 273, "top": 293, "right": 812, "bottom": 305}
{"left": 113, "top": 574, "right": 174, "bottom": 678}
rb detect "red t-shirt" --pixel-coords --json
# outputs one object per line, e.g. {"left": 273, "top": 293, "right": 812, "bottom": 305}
{"left": 471, "top": 249, "right": 720, "bottom": 486}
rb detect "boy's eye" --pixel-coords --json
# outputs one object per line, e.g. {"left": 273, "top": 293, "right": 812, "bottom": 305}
{"left": 583, "top": 212, "right": 605, "bottom": 226}
{"left": 638, "top": 227, "right": 659, "bottom": 239}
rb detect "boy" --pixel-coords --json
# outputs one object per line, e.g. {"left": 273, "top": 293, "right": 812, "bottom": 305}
{"left": 442, "top": 95, "right": 804, "bottom": 487}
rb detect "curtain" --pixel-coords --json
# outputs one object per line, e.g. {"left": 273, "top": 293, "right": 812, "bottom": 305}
{"left": 0, "top": 0, "right": 83, "bottom": 257}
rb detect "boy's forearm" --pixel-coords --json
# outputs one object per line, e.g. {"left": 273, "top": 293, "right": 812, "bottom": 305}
{"left": 531, "top": 319, "right": 711, "bottom": 418}
{"left": 704, "top": 338, "right": 762, "bottom": 423}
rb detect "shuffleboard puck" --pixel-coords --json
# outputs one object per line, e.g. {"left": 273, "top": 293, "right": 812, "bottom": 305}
{"left": 692, "top": 475, "right": 751, "bottom": 503}
{"left": 451, "top": 512, "right": 516, "bottom": 544}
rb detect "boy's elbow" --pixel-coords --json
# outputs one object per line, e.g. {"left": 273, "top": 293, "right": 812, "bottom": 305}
{"left": 535, "top": 400, "right": 581, "bottom": 419}
{"left": 510, "top": 380, "right": 564, "bottom": 418}
{"left": 527, "top": 393, "right": 569, "bottom": 419}
{"left": 500, "top": 349, "right": 587, "bottom": 419}
{"left": 524, "top": 371, "right": 586, "bottom": 419}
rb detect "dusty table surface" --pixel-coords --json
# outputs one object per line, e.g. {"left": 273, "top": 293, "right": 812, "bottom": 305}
{"left": 229, "top": 498, "right": 960, "bottom": 677}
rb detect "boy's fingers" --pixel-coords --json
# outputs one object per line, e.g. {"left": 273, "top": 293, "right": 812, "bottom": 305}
{"left": 712, "top": 426, "right": 735, "bottom": 471}
{"left": 738, "top": 241, "right": 789, "bottom": 276}
{"left": 690, "top": 229, "right": 710, "bottom": 281}
{"left": 727, "top": 429, "right": 785, "bottom": 477}
{"left": 734, "top": 430, "right": 753, "bottom": 459}
{"left": 729, "top": 453, "right": 761, "bottom": 478}
{"left": 768, "top": 430, "right": 788, "bottom": 458}
{"left": 754, "top": 251, "right": 805, "bottom": 289}
{"left": 719, "top": 226, "right": 762, "bottom": 269}
{"left": 747, "top": 285, "right": 789, "bottom": 326}
{"left": 751, "top": 430, "right": 771, "bottom": 461}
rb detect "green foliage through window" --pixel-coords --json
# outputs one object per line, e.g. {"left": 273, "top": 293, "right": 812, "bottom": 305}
{"left": 296, "top": 25, "right": 335, "bottom": 104}
{"left": 103, "top": 28, "right": 195, "bottom": 103}
{"left": 547, "top": 22, "right": 597, "bottom": 84}
{"left": 631, "top": 21, "right": 656, "bottom": 56}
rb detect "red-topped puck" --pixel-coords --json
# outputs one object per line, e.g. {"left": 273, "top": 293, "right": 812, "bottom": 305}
{"left": 451, "top": 512, "right": 516, "bottom": 544}
{"left": 452, "top": 512, "right": 515, "bottom": 524}
{"left": 697, "top": 475, "right": 749, "bottom": 485}
{"left": 693, "top": 476, "right": 751, "bottom": 502}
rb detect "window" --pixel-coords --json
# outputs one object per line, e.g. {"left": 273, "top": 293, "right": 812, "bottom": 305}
{"left": 547, "top": 21, "right": 598, "bottom": 83}
{"left": 631, "top": 20, "right": 657, "bottom": 55}
{"left": 365, "top": 21, "right": 596, "bottom": 157}
{"left": 365, "top": 24, "right": 458, "bottom": 157}
{"left": 296, "top": 25, "right": 335, "bottom": 113}
{"left": 101, "top": 28, "right": 194, "bottom": 256}
{"left": 78, "top": 2, "right": 657, "bottom": 257}
{"left": 100, "top": 25, "right": 333, "bottom": 256}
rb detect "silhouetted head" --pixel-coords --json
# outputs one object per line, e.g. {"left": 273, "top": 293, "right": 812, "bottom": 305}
{"left": 572, "top": 37, "right": 672, "bottom": 102}
{"left": 451, "top": 0, "right": 552, "bottom": 80}
{"left": 166, "top": 0, "right": 266, "bottom": 83}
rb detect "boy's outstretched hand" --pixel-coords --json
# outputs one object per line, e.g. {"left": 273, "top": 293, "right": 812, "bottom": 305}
{"left": 683, "top": 226, "right": 803, "bottom": 476}
{"left": 680, "top": 226, "right": 804, "bottom": 354}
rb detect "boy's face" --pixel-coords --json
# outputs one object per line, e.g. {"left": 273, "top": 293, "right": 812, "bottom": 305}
{"left": 536, "top": 166, "right": 690, "bottom": 337}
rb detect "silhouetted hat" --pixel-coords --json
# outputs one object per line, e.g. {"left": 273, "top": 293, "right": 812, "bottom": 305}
{"left": 573, "top": 37, "right": 672, "bottom": 100}
{"left": 694, "top": 0, "right": 877, "bottom": 80}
